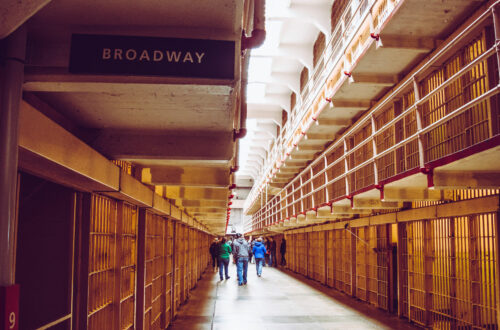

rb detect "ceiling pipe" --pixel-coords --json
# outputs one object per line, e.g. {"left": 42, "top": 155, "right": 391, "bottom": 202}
{"left": 234, "top": 51, "right": 250, "bottom": 141}
{"left": 234, "top": 0, "right": 266, "bottom": 142}
{"left": 241, "top": 0, "right": 266, "bottom": 51}
{"left": 230, "top": 140, "right": 240, "bottom": 173}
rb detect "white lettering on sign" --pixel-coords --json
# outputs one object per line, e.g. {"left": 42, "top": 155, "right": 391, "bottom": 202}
{"left": 125, "top": 49, "right": 137, "bottom": 60}
{"left": 153, "top": 50, "right": 163, "bottom": 61}
{"left": 139, "top": 50, "right": 150, "bottom": 61}
{"left": 165, "top": 51, "right": 181, "bottom": 62}
{"left": 101, "top": 49, "right": 206, "bottom": 64}
{"left": 102, "top": 48, "right": 111, "bottom": 59}
{"left": 114, "top": 49, "right": 123, "bottom": 60}
{"left": 195, "top": 52, "right": 205, "bottom": 63}
{"left": 183, "top": 52, "right": 193, "bottom": 63}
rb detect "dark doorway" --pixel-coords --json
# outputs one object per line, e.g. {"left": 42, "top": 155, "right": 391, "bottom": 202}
{"left": 16, "top": 172, "right": 75, "bottom": 329}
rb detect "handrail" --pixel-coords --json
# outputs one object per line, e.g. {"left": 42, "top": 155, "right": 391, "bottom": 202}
{"left": 250, "top": 1, "right": 500, "bottom": 229}
{"left": 247, "top": 0, "right": 498, "bottom": 215}
{"left": 249, "top": 0, "right": 498, "bottom": 215}
{"left": 245, "top": 0, "right": 382, "bottom": 210}
{"left": 260, "top": 79, "right": 500, "bottom": 226}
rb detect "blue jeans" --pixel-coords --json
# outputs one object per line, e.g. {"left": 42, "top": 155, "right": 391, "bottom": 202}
{"left": 255, "top": 258, "right": 264, "bottom": 276}
{"left": 219, "top": 258, "right": 230, "bottom": 280}
{"left": 236, "top": 257, "right": 248, "bottom": 285}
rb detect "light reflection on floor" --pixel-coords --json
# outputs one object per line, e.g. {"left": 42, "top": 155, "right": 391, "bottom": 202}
{"left": 169, "top": 261, "right": 419, "bottom": 329}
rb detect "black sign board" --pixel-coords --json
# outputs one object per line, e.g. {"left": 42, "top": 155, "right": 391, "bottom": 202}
{"left": 69, "top": 34, "right": 235, "bottom": 79}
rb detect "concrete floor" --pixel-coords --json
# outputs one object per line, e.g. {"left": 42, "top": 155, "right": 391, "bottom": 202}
{"left": 169, "top": 261, "right": 420, "bottom": 329}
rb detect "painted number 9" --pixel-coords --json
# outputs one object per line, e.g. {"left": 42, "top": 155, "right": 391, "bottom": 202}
{"left": 9, "top": 311, "right": 16, "bottom": 329}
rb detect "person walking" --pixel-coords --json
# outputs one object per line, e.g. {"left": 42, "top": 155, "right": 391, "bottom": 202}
{"left": 232, "top": 233, "right": 250, "bottom": 286}
{"left": 252, "top": 237, "right": 267, "bottom": 277}
{"left": 280, "top": 237, "right": 287, "bottom": 266}
{"left": 263, "top": 238, "right": 269, "bottom": 266}
{"left": 218, "top": 237, "right": 231, "bottom": 281}
{"left": 209, "top": 237, "right": 219, "bottom": 272}
{"left": 267, "top": 237, "right": 276, "bottom": 267}
{"left": 248, "top": 237, "right": 254, "bottom": 264}
{"left": 270, "top": 237, "right": 277, "bottom": 266}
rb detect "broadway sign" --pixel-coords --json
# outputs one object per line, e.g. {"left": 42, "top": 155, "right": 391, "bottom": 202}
{"left": 69, "top": 34, "right": 235, "bottom": 79}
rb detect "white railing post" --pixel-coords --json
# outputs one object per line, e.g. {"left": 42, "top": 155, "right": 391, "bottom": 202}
{"left": 324, "top": 156, "right": 330, "bottom": 202}
{"left": 299, "top": 176, "right": 304, "bottom": 214}
{"left": 493, "top": 4, "right": 500, "bottom": 82}
{"left": 371, "top": 115, "right": 379, "bottom": 186}
{"left": 344, "top": 139, "right": 350, "bottom": 197}
{"left": 310, "top": 167, "right": 315, "bottom": 209}
{"left": 413, "top": 77, "right": 426, "bottom": 169}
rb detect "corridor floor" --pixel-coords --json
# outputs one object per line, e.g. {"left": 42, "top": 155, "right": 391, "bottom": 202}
{"left": 169, "top": 262, "right": 419, "bottom": 329}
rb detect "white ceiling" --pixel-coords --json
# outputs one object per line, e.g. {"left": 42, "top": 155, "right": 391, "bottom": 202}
{"left": 237, "top": 0, "right": 331, "bottom": 181}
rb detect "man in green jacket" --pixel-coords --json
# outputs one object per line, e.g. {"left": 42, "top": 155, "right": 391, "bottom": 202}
{"left": 218, "top": 237, "right": 232, "bottom": 281}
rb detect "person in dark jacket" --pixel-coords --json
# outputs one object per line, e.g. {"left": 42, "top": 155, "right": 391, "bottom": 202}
{"left": 248, "top": 237, "right": 254, "bottom": 264}
{"left": 252, "top": 237, "right": 267, "bottom": 277}
{"left": 218, "top": 237, "right": 232, "bottom": 281}
{"left": 209, "top": 238, "right": 219, "bottom": 272}
{"left": 267, "top": 237, "right": 277, "bottom": 266}
{"left": 280, "top": 238, "right": 287, "bottom": 266}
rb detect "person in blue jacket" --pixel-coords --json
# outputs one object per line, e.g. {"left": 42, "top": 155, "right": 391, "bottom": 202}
{"left": 252, "top": 237, "right": 267, "bottom": 277}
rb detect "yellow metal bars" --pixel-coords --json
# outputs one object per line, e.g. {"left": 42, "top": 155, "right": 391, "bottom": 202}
{"left": 252, "top": 7, "right": 500, "bottom": 229}
{"left": 421, "top": 36, "right": 490, "bottom": 163}
{"left": 119, "top": 203, "right": 137, "bottom": 330}
{"left": 88, "top": 195, "right": 117, "bottom": 329}
{"left": 143, "top": 212, "right": 165, "bottom": 328}
{"left": 282, "top": 198, "right": 498, "bottom": 329}
{"left": 81, "top": 194, "right": 211, "bottom": 329}
{"left": 165, "top": 220, "right": 174, "bottom": 326}
{"left": 404, "top": 214, "right": 498, "bottom": 328}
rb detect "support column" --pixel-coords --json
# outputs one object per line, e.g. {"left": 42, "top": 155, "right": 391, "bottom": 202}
{"left": 493, "top": 5, "right": 500, "bottom": 81}
{"left": 0, "top": 25, "right": 26, "bottom": 286}
{"left": 488, "top": 5, "right": 500, "bottom": 136}
{"left": 136, "top": 209, "right": 147, "bottom": 330}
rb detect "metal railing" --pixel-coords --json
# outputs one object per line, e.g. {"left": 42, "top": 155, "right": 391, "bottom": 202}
{"left": 250, "top": 2, "right": 500, "bottom": 231}
{"left": 245, "top": 0, "right": 398, "bottom": 212}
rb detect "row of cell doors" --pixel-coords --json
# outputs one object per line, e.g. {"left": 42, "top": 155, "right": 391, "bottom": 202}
{"left": 15, "top": 172, "right": 209, "bottom": 329}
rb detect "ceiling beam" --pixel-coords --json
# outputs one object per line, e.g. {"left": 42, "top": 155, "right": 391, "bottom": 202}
{"left": 177, "top": 199, "right": 228, "bottom": 208}
{"left": 90, "top": 129, "right": 234, "bottom": 161}
{"left": 352, "top": 199, "right": 402, "bottom": 209}
{"left": 330, "top": 99, "right": 372, "bottom": 109}
{"left": 255, "top": 123, "right": 278, "bottom": 139}
{"left": 142, "top": 166, "right": 230, "bottom": 187}
{"left": 165, "top": 186, "right": 228, "bottom": 201}
{"left": 269, "top": 4, "right": 331, "bottom": 37}
{"left": 247, "top": 108, "right": 282, "bottom": 126}
{"left": 254, "top": 45, "right": 313, "bottom": 70}
{"left": 381, "top": 35, "right": 435, "bottom": 52}
{"left": 382, "top": 187, "right": 453, "bottom": 201}
{"left": 433, "top": 171, "right": 500, "bottom": 189}
{"left": 350, "top": 73, "right": 398, "bottom": 86}
{"left": 0, "top": 0, "right": 52, "bottom": 39}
